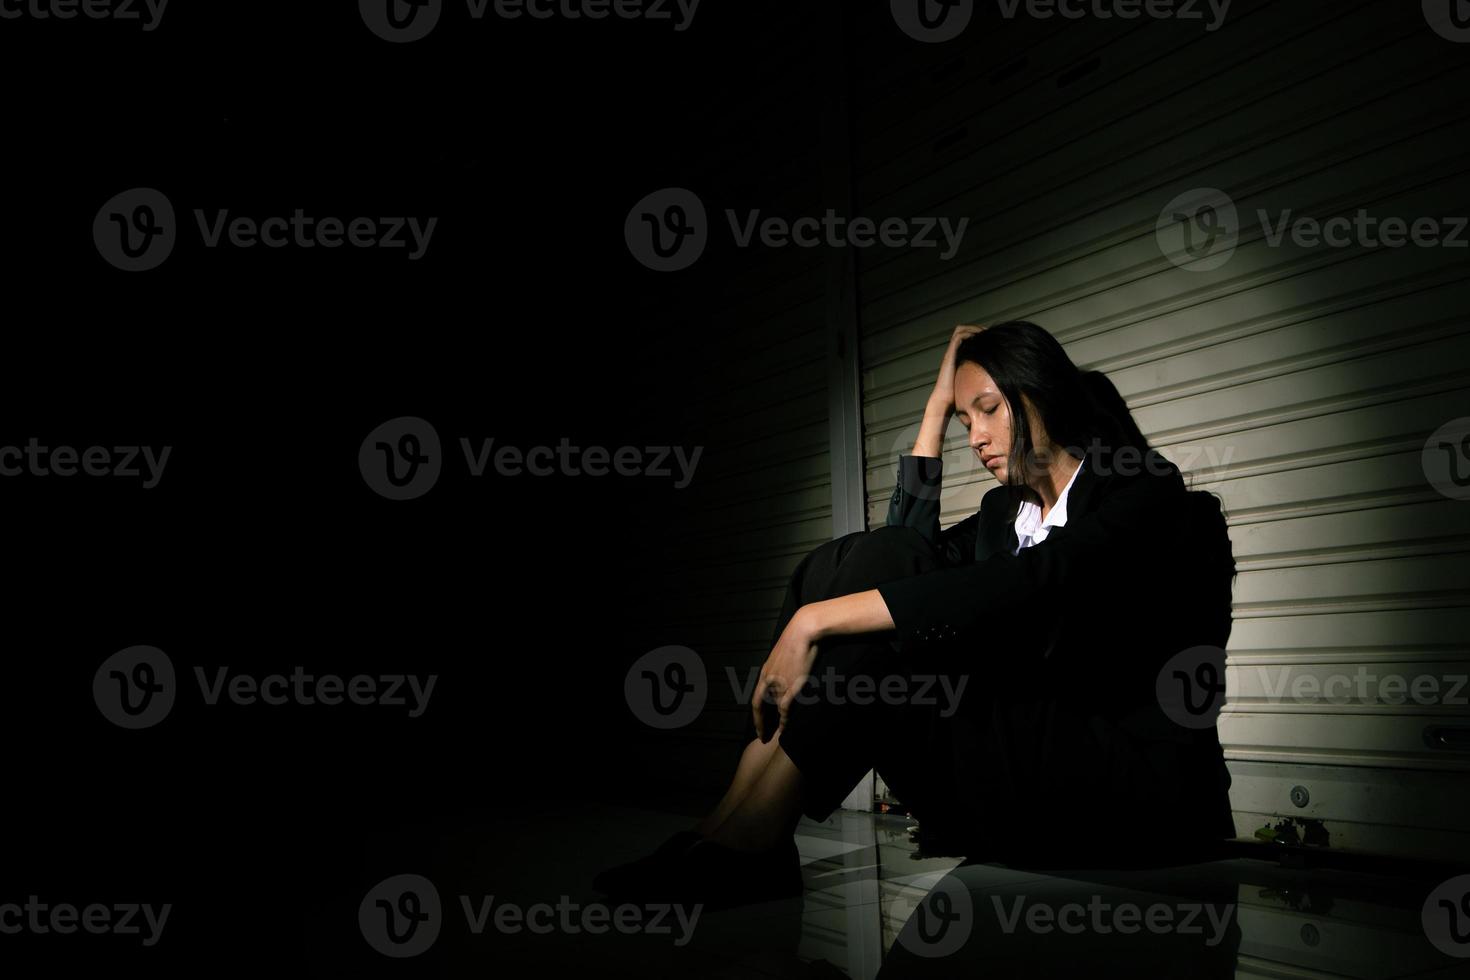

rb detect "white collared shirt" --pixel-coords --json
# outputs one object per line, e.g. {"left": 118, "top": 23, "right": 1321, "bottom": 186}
{"left": 1012, "top": 456, "right": 1084, "bottom": 555}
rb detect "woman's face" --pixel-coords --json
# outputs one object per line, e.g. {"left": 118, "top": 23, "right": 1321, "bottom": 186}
{"left": 954, "top": 361, "right": 1047, "bottom": 485}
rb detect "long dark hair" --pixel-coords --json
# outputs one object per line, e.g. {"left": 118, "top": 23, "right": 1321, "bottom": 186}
{"left": 954, "top": 320, "right": 1157, "bottom": 499}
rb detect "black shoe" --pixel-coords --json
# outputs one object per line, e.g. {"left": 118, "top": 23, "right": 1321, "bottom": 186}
{"left": 591, "top": 828, "right": 704, "bottom": 896}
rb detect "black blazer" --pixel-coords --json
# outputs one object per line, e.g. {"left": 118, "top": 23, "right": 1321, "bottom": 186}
{"left": 879, "top": 445, "right": 1236, "bottom": 678}
{"left": 877, "top": 444, "right": 1239, "bottom": 848}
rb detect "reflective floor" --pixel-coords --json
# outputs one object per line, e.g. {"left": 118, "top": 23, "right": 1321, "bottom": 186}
{"left": 350, "top": 798, "right": 1470, "bottom": 978}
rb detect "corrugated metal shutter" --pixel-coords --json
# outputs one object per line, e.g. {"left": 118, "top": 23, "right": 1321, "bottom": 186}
{"left": 853, "top": 1, "right": 1470, "bottom": 861}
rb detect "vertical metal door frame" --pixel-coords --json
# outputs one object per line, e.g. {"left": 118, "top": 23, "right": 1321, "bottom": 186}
{"left": 821, "top": 0, "right": 874, "bottom": 814}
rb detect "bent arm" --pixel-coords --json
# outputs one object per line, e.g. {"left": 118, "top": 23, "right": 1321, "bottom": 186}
{"left": 876, "top": 463, "right": 1188, "bottom": 650}
{"left": 887, "top": 452, "right": 982, "bottom": 566}
{"left": 886, "top": 394, "right": 952, "bottom": 531}
{"left": 804, "top": 589, "right": 896, "bottom": 641}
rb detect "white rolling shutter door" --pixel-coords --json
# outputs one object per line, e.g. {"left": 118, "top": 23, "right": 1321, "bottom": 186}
{"left": 854, "top": 1, "right": 1470, "bottom": 860}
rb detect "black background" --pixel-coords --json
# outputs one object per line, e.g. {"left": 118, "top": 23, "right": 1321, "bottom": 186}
{"left": 1, "top": 0, "right": 808, "bottom": 972}
{"left": 6, "top": 0, "right": 1467, "bottom": 974}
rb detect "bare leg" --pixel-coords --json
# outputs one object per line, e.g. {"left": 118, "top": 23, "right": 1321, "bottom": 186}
{"left": 693, "top": 735, "right": 783, "bottom": 835}
{"left": 703, "top": 737, "right": 806, "bottom": 853}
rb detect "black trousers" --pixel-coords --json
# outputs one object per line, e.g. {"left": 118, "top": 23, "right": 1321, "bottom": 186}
{"left": 740, "top": 525, "right": 1237, "bottom": 866}
{"left": 740, "top": 524, "right": 986, "bottom": 841}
